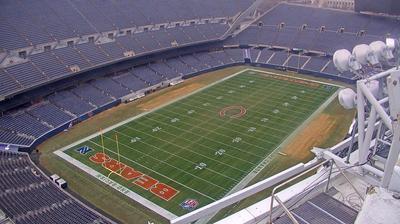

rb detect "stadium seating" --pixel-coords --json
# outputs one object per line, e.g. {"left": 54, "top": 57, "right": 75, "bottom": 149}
{"left": 112, "top": 72, "right": 149, "bottom": 91}
{"left": 227, "top": 3, "right": 397, "bottom": 55}
{"left": 258, "top": 3, "right": 398, "bottom": 36}
{"left": 0, "top": 150, "right": 113, "bottom": 224}
{"left": 303, "top": 57, "right": 330, "bottom": 72}
{"left": 0, "top": 0, "right": 245, "bottom": 98}
{"left": 0, "top": 113, "right": 50, "bottom": 138}
{"left": 48, "top": 91, "right": 95, "bottom": 116}
{"left": 268, "top": 51, "right": 290, "bottom": 66}
{"left": 0, "top": 2, "right": 397, "bottom": 149}
{"left": 90, "top": 78, "right": 131, "bottom": 99}
{"left": 149, "top": 62, "right": 181, "bottom": 80}
{"left": 27, "top": 103, "right": 74, "bottom": 128}
{"left": 0, "top": 0, "right": 252, "bottom": 52}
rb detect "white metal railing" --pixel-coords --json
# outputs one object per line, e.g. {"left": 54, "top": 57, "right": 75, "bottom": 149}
{"left": 269, "top": 159, "right": 363, "bottom": 224}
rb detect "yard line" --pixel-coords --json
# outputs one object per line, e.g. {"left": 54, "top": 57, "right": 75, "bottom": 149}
{"left": 221, "top": 73, "right": 334, "bottom": 98}
{"left": 195, "top": 90, "right": 316, "bottom": 117}
{"left": 179, "top": 82, "right": 330, "bottom": 123}
{"left": 121, "top": 124, "right": 256, "bottom": 170}
{"left": 191, "top": 82, "right": 329, "bottom": 117}
{"left": 163, "top": 102, "right": 293, "bottom": 137}
{"left": 176, "top": 92, "right": 302, "bottom": 128}
{"left": 152, "top": 110, "right": 282, "bottom": 144}
{"left": 119, "top": 123, "right": 257, "bottom": 165}
{"left": 136, "top": 115, "right": 270, "bottom": 151}
{"left": 132, "top": 106, "right": 224, "bottom": 165}
{"left": 87, "top": 141, "right": 218, "bottom": 201}
{"left": 90, "top": 138, "right": 230, "bottom": 192}
{"left": 176, "top": 95, "right": 307, "bottom": 130}
{"left": 128, "top": 72, "right": 324, "bottom": 160}
{"left": 198, "top": 76, "right": 332, "bottom": 107}
{"left": 101, "top": 135, "right": 239, "bottom": 186}
{"left": 124, "top": 119, "right": 266, "bottom": 158}
{"left": 113, "top": 129, "right": 247, "bottom": 177}
{"left": 185, "top": 76, "right": 328, "bottom": 113}
{"left": 129, "top": 75, "right": 299, "bottom": 155}
{"left": 200, "top": 74, "right": 332, "bottom": 105}
{"left": 121, "top": 73, "right": 294, "bottom": 162}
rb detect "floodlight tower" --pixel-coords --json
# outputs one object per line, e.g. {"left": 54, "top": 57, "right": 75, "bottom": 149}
{"left": 370, "top": 41, "right": 394, "bottom": 63}
{"left": 352, "top": 44, "right": 379, "bottom": 66}
{"left": 335, "top": 39, "right": 400, "bottom": 189}
{"left": 386, "top": 37, "right": 400, "bottom": 69}
{"left": 333, "top": 49, "right": 362, "bottom": 73}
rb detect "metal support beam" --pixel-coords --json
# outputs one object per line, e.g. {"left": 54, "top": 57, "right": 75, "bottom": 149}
{"left": 357, "top": 81, "right": 366, "bottom": 163}
{"left": 382, "top": 71, "right": 400, "bottom": 187}
{"left": 359, "top": 82, "right": 392, "bottom": 130}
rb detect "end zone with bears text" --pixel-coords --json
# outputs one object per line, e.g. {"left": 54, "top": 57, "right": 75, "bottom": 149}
{"left": 90, "top": 152, "right": 179, "bottom": 201}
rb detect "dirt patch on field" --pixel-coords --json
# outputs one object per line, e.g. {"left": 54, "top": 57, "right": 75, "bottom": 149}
{"left": 138, "top": 83, "right": 204, "bottom": 110}
{"left": 281, "top": 114, "right": 337, "bottom": 161}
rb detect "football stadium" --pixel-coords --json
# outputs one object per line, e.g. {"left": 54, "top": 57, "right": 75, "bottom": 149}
{"left": 1, "top": 1, "right": 400, "bottom": 224}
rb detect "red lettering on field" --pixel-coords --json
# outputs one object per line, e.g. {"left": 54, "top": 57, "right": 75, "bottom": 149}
{"left": 133, "top": 175, "right": 158, "bottom": 190}
{"left": 88, "top": 154, "right": 180, "bottom": 199}
{"left": 120, "top": 166, "right": 143, "bottom": 180}
{"left": 150, "top": 183, "right": 179, "bottom": 201}
{"left": 89, "top": 153, "right": 110, "bottom": 164}
{"left": 102, "top": 159, "right": 126, "bottom": 172}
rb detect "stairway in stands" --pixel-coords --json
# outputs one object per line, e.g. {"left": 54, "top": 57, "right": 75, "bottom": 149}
{"left": 273, "top": 193, "right": 358, "bottom": 224}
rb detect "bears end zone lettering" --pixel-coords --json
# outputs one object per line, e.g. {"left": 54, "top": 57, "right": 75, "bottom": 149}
{"left": 89, "top": 152, "right": 179, "bottom": 201}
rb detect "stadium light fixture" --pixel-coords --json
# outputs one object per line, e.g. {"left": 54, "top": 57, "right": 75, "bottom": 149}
{"left": 386, "top": 38, "right": 400, "bottom": 69}
{"left": 386, "top": 38, "right": 397, "bottom": 50}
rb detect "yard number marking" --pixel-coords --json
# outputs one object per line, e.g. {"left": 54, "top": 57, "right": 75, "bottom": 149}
{"left": 215, "top": 149, "right": 226, "bottom": 156}
{"left": 248, "top": 127, "right": 256, "bottom": 132}
{"left": 232, "top": 137, "right": 242, "bottom": 143}
{"left": 130, "top": 137, "right": 141, "bottom": 143}
{"left": 152, "top": 126, "right": 162, "bottom": 132}
{"left": 195, "top": 162, "right": 207, "bottom": 170}
{"left": 170, "top": 118, "right": 180, "bottom": 123}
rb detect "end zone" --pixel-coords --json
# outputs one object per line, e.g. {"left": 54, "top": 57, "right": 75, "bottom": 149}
{"left": 54, "top": 150, "right": 178, "bottom": 220}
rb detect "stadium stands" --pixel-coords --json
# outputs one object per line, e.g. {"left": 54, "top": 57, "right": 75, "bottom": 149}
{"left": 227, "top": 3, "right": 398, "bottom": 55}
{"left": 48, "top": 91, "right": 95, "bottom": 116}
{"left": 27, "top": 103, "right": 74, "bottom": 128}
{"left": 5, "top": 2, "right": 400, "bottom": 223}
{"left": 0, "top": 0, "right": 253, "bottom": 52}
{"left": 112, "top": 72, "right": 149, "bottom": 92}
{"left": 90, "top": 78, "right": 131, "bottom": 99}
{"left": 0, "top": 0, "right": 247, "bottom": 98}
{"left": 0, "top": 150, "right": 114, "bottom": 224}
{"left": 0, "top": 2, "right": 397, "bottom": 149}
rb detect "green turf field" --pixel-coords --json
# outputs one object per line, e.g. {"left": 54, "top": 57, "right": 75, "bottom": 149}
{"left": 56, "top": 69, "right": 338, "bottom": 218}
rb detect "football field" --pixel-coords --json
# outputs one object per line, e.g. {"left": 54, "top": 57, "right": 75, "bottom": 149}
{"left": 56, "top": 69, "right": 338, "bottom": 218}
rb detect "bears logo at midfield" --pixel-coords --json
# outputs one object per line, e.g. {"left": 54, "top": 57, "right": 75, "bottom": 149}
{"left": 180, "top": 199, "right": 199, "bottom": 211}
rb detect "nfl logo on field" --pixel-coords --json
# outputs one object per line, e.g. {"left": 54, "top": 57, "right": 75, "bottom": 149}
{"left": 77, "top": 146, "right": 92, "bottom": 155}
{"left": 180, "top": 199, "right": 199, "bottom": 211}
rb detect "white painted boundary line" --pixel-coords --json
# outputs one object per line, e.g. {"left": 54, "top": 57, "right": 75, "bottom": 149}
{"left": 54, "top": 68, "right": 252, "bottom": 154}
{"left": 53, "top": 68, "right": 253, "bottom": 219}
{"left": 54, "top": 67, "right": 343, "bottom": 220}
{"left": 54, "top": 150, "right": 178, "bottom": 220}
{"left": 195, "top": 72, "right": 342, "bottom": 224}
{"left": 248, "top": 68, "right": 344, "bottom": 88}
